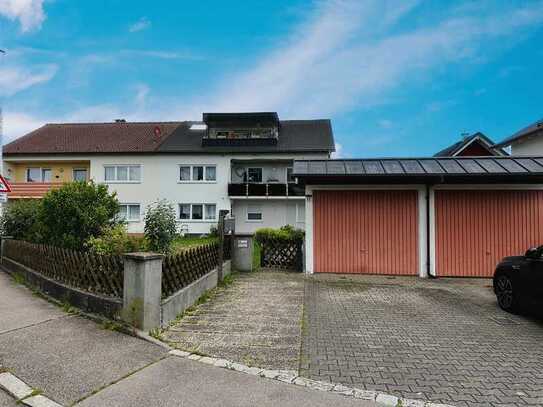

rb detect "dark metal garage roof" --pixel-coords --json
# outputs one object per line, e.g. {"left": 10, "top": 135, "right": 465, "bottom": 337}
{"left": 293, "top": 157, "right": 543, "bottom": 184}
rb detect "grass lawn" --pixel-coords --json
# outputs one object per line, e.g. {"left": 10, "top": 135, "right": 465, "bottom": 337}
{"left": 171, "top": 236, "right": 218, "bottom": 254}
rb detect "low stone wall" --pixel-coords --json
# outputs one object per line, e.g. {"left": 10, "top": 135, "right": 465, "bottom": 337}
{"left": 161, "top": 260, "right": 231, "bottom": 328}
{"left": 1, "top": 257, "right": 122, "bottom": 319}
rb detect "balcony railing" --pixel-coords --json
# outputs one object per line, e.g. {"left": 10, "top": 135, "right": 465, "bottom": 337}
{"left": 228, "top": 183, "right": 304, "bottom": 197}
{"left": 7, "top": 182, "right": 64, "bottom": 199}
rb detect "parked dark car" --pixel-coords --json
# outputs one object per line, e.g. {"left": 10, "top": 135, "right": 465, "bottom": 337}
{"left": 494, "top": 246, "right": 543, "bottom": 313}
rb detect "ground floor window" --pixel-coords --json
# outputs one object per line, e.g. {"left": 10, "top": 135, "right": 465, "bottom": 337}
{"left": 73, "top": 168, "right": 88, "bottom": 182}
{"left": 179, "top": 203, "right": 216, "bottom": 221}
{"left": 247, "top": 204, "right": 263, "bottom": 221}
{"left": 296, "top": 202, "right": 305, "bottom": 223}
{"left": 26, "top": 167, "right": 51, "bottom": 182}
{"left": 119, "top": 204, "right": 141, "bottom": 222}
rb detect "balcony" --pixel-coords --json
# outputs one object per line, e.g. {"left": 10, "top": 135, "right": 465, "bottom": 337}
{"left": 7, "top": 182, "right": 64, "bottom": 199}
{"left": 228, "top": 183, "right": 304, "bottom": 198}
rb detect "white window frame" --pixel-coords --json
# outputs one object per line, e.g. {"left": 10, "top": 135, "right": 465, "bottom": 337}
{"left": 178, "top": 165, "right": 217, "bottom": 183}
{"left": 178, "top": 203, "right": 217, "bottom": 222}
{"left": 118, "top": 203, "right": 141, "bottom": 222}
{"left": 246, "top": 204, "right": 263, "bottom": 222}
{"left": 26, "top": 167, "right": 52, "bottom": 183}
{"left": 296, "top": 202, "right": 305, "bottom": 223}
{"left": 103, "top": 165, "right": 142, "bottom": 183}
{"left": 73, "top": 168, "right": 88, "bottom": 182}
{"left": 247, "top": 167, "right": 263, "bottom": 183}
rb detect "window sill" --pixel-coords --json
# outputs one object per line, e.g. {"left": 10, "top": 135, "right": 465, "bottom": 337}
{"left": 177, "top": 181, "right": 217, "bottom": 184}
{"left": 177, "top": 219, "right": 217, "bottom": 223}
{"left": 104, "top": 181, "right": 141, "bottom": 184}
{"left": 246, "top": 219, "right": 263, "bottom": 223}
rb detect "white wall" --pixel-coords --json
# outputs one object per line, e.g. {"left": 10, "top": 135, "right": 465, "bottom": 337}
{"left": 231, "top": 199, "right": 305, "bottom": 235}
{"left": 510, "top": 137, "right": 543, "bottom": 156}
{"left": 91, "top": 152, "right": 325, "bottom": 234}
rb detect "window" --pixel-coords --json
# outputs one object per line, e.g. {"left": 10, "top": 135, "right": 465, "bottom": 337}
{"left": 104, "top": 165, "right": 141, "bottom": 182}
{"left": 73, "top": 169, "right": 88, "bottom": 182}
{"left": 247, "top": 168, "right": 262, "bottom": 183}
{"left": 118, "top": 204, "right": 141, "bottom": 222}
{"left": 26, "top": 168, "right": 51, "bottom": 182}
{"left": 178, "top": 165, "right": 217, "bottom": 182}
{"left": 178, "top": 204, "right": 216, "bottom": 221}
{"left": 247, "top": 204, "right": 263, "bottom": 221}
{"left": 296, "top": 202, "right": 305, "bottom": 223}
{"left": 286, "top": 167, "right": 295, "bottom": 183}
{"left": 179, "top": 166, "right": 191, "bottom": 181}
{"left": 193, "top": 166, "right": 204, "bottom": 181}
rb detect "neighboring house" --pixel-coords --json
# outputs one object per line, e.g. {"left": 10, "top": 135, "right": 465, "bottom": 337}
{"left": 494, "top": 117, "right": 543, "bottom": 155}
{"left": 433, "top": 132, "right": 507, "bottom": 157}
{"left": 3, "top": 112, "right": 334, "bottom": 235}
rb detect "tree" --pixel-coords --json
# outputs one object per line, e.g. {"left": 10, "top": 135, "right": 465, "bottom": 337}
{"left": 144, "top": 200, "right": 177, "bottom": 253}
{"left": 39, "top": 181, "right": 120, "bottom": 250}
{"left": 0, "top": 199, "right": 43, "bottom": 242}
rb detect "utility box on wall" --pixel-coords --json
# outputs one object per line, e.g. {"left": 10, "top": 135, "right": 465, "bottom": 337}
{"left": 233, "top": 235, "right": 253, "bottom": 272}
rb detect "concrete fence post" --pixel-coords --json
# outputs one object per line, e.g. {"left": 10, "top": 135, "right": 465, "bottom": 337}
{"left": 0, "top": 236, "right": 13, "bottom": 264}
{"left": 123, "top": 252, "right": 164, "bottom": 332}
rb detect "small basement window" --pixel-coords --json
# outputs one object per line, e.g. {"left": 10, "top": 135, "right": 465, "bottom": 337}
{"left": 247, "top": 204, "right": 263, "bottom": 221}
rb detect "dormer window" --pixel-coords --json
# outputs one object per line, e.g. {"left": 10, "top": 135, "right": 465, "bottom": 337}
{"left": 201, "top": 112, "right": 280, "bottom": 147}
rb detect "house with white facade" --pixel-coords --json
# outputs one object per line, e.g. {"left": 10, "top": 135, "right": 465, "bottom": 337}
{"left": 494, "top": 117, "right": 543, "bottom": 155}
{"left": 3, "top": 112, "right": 334, "bottom": 235}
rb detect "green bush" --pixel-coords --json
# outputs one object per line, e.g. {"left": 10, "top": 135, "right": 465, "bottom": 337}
{"left": 144, "top": 200, "right": 177, "bottom": 253}
{"left": 85, "top": 224, "right": 148, "bottom": 255}
{"left": 39, "top": 181, "right": 120, "bottom": 250}
{"left": 0, "top": 199, "right": 43, "bottom": 242}
{"left": 254, "top": 225, "right": 304, "bottom": 244}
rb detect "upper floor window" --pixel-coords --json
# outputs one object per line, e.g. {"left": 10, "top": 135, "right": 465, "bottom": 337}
{"left": 246, "top": 168, "right": 262, "bottom": 183}
{"left": 104, "top": 165, "right": 141, "bottom": 183}
{"left": 26, "top": 168, "right": 51, "bottom": 183}
{"left": 179, "top": 165, "right": 216, "bottom": 182}
{"left": 73, "top": 168, "right": 88, "bottom": 182}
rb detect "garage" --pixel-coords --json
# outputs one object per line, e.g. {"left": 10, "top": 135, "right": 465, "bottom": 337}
{"left": 294, "top": 157, "right": 543, "bottom": 277}
{"left": 435, "top": 189, "right": 543, "bottom": 277}
{"left": 313, "top": 190, "right": 419, "bottom": 274}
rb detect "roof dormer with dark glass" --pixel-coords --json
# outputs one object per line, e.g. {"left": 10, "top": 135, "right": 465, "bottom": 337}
{"left": 201, "top": 112, "right": 279, "bottom": 147}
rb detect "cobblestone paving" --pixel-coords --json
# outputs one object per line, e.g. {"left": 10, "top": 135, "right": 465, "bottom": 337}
{"left": 163, "top": 271, "right": 304, "bottom": 370}
{"left": 301, "top": 275, "right": 543, "bottom": 407}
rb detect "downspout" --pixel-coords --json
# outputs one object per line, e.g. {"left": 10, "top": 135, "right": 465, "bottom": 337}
{"left": 426, "top": 183, "right": 435, "bottom": 278}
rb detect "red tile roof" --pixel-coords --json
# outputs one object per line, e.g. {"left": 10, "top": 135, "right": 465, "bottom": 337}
{"left": 4, "top": 122, "right": 183, "bottom": 154}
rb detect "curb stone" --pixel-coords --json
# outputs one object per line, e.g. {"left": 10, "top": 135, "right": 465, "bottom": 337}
{"left": 0, "top": 372, "right": 62, "bottom": 407}
{"left": 167, "top": 350, "right": 456, "bottom": 407}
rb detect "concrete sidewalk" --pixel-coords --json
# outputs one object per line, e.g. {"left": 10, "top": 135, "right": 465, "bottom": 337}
{"left": 0, "top": 272, "right": 379, "bottom": 407}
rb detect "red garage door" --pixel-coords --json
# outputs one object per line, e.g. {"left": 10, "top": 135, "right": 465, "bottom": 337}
{"left": 314, "top": 190, "right": 419, "bottom": 274}
{"left": 435, "top": 190, "right": 543, "bottom": 277}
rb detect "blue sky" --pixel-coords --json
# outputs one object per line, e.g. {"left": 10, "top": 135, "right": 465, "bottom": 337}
{"left": 1, "top": 0, "right": 542, "bottom": 157}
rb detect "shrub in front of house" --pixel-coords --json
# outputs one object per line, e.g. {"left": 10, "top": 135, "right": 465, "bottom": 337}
{"left": 85, "top": 224, "right": 148, "bottom": 255}
{"left": 39, "top": 181, "right": 120, "bottom": 250}
{"left": 254, "top": 225, "right": 304, "bottom": 244}
{"left": 0, "top": 199, "right": 44, "bottom": 243}
{"left": 144, "top": 199, "right": 177, "bottom": 253}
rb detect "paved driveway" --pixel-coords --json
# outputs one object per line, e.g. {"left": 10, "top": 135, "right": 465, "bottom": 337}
{"left": 301, "top": 274, "right": 543, "bottom": 407}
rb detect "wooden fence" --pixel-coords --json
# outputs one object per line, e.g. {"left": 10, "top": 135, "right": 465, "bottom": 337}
{"left": 162, "top": 243, "right": 220, "bottom": 298}
{"left": 259, "top": 240, "right": 303, "bottom": 271}
{"left": 2, "top": 239, "right": 124, "bottom": 298}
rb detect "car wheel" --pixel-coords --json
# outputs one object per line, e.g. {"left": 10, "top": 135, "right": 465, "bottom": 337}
{"left": 495, "top": 274, "right": 518, "bottom": 313}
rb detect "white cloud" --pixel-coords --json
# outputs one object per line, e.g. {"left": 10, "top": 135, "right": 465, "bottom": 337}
{"left": 2, "top": 111, "right": 47, "bottom": 143}
{"left": 0, "top": 0, "right": 45, "bottom": 32}
{"left": 135, "top": 83, "right": 150, "bottom": 108}
{"left": 378, "top": 119, "right": 393, "bottom": 129}
{"left": 129, "top": 17, "right": 151, "bottom": 33}
{"left": 120, "top": 49, "right": 202, "bottom": 60}
{"left": 204, "top": 0, "right": 543, "bottom": 118}
{"left": 331, "top": 142, "right": 343, "bottom": 159}
{"left": 0, "top": 64, "right": 57, "bottom": 97}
